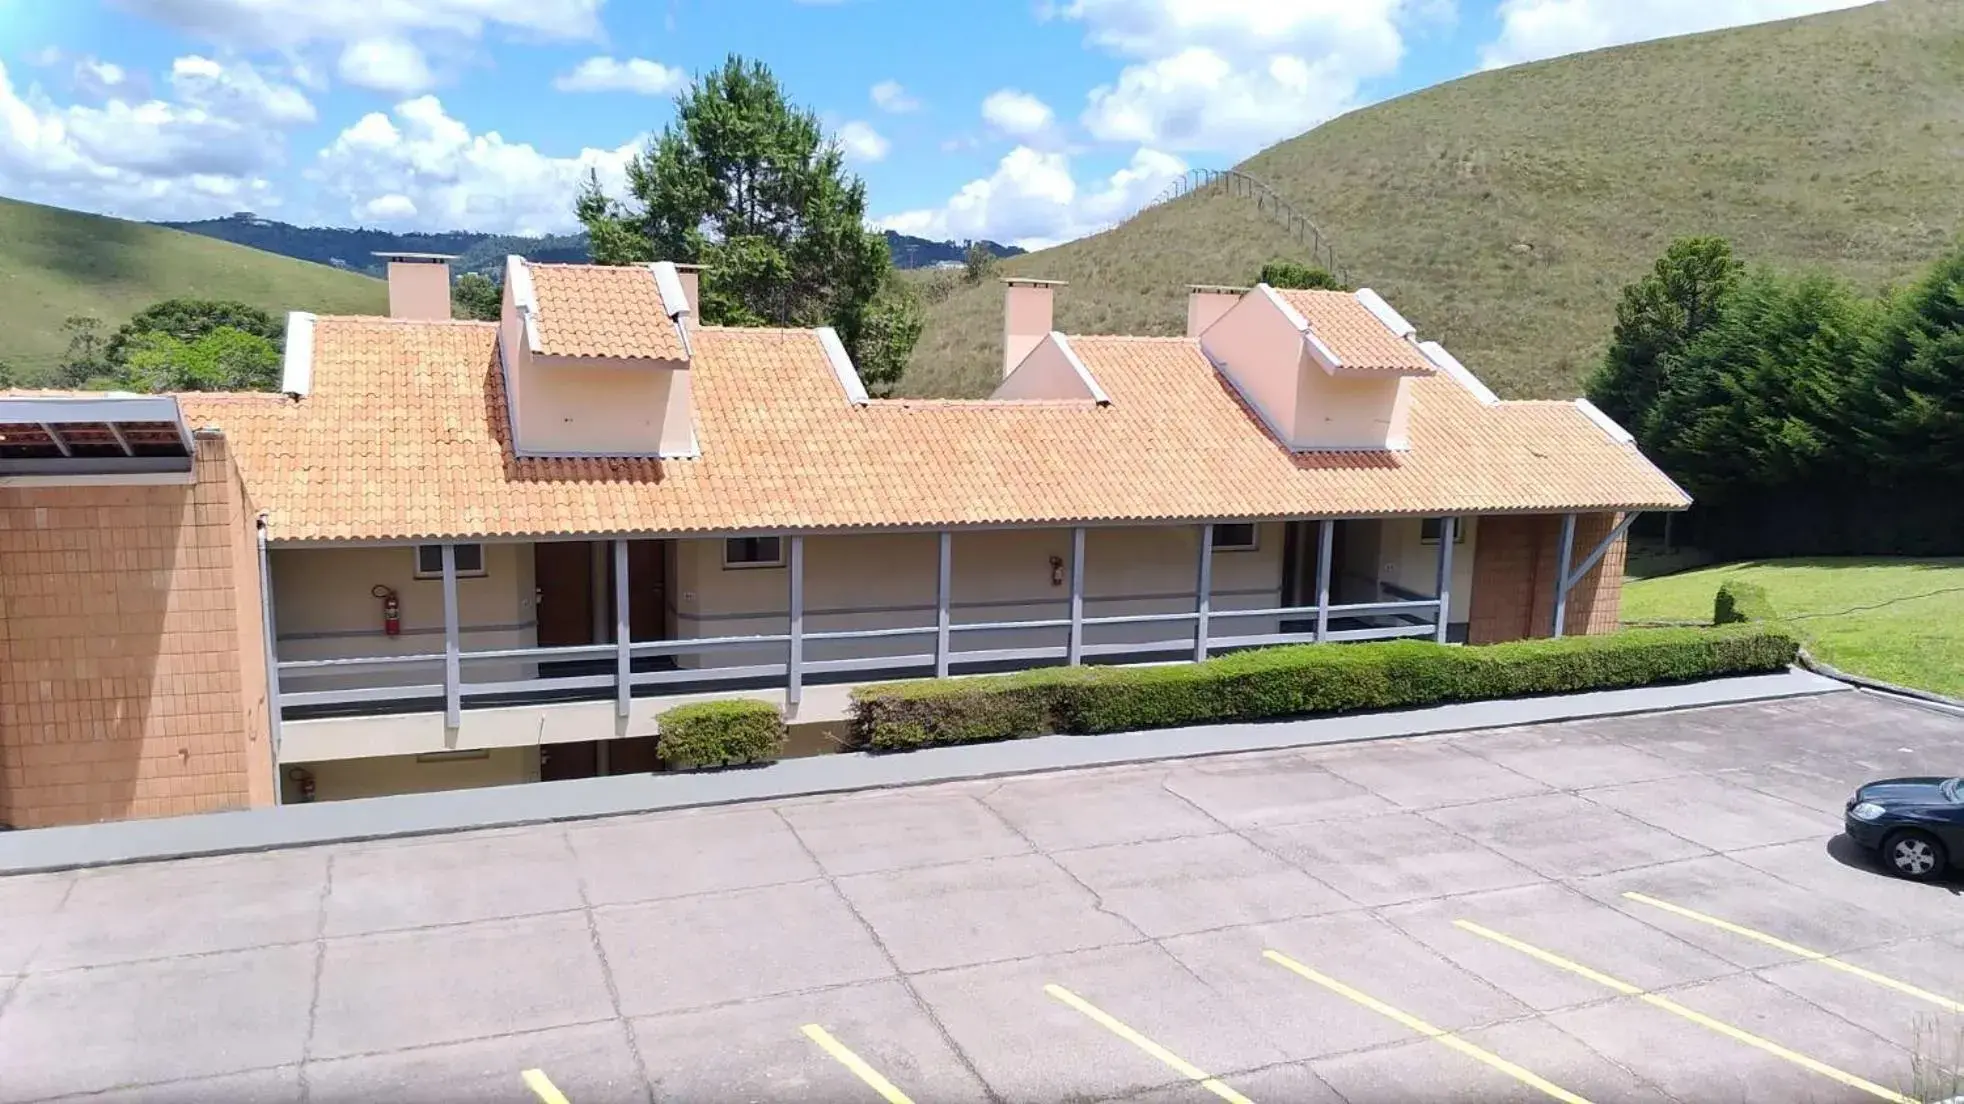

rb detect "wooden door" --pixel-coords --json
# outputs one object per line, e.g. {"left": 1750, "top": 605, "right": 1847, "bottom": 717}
{"left": 627, "top": 540, "right": 667, "bottom": 642}
{"left": 534, "top": 541, "right": 594, "bottom": 647}
{"left": 539, "top": 740, "right": 598, "bottom": 781}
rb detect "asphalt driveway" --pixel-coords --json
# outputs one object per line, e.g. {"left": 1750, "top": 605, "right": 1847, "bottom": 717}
{"left": 3, "top": 691, "right": 1963, "bottom": 1103}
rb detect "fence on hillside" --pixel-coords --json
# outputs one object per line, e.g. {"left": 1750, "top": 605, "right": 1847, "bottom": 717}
{"left": 1143, "top": 169, "right": 1349, "bottom": 286}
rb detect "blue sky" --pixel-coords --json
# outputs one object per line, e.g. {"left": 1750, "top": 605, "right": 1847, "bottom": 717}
{"left": 0, "top": 0, "right": 1870, "bottom": 248}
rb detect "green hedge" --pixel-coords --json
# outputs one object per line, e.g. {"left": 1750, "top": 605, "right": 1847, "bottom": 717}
{"left": 656, "top": 699, "right": 787, "bottom": 768}
{"left": 849, "top": 625, "right": 1798, "bottom": 751}
{"left": 1713, "top": 580, "right": 1777, "bottom": 625}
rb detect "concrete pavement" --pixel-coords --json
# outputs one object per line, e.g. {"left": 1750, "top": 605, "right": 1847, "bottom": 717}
{"left": 3, "top": 690, "right": 1964, "bottom": 1103}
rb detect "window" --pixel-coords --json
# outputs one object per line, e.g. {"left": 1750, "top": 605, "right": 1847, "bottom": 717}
{"left": 1213, "top": 523, "right": 1259, "bottom": 552}
{"left": 414, "top": 543, "right": 486, "bottom": 578}
{"left": 723, "top": 536, "right": 784, "bottom": 568}
{"left": 1420, "top": 518, "right": 1468, "bottom": 545}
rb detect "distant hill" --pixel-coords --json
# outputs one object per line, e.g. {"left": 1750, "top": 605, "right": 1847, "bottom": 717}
{"left": 904, "top": 0, "right": 1964, "bottom": 399}
{"left": 0, "top": 197, "right": 385, "bottom": 383}
{"left": 158, "top": 213, "right": 1023, "bottom": 275}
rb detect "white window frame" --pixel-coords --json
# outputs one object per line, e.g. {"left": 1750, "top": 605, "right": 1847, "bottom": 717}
{"left": 723, "top": 535, "right": 785, "bottom": 569}
{"left": 1213, "top": 522, "right": 1260, "bottom": 552}
{"left": 1419, "top": 517, "right": 1468, "bottom": 545}
{"left": 413, "top": 542, "right": 487, "bottom": 579}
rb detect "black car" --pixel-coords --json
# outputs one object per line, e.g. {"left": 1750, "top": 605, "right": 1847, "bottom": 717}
{"left": 1844, "top": 777, "right": 1964, "bottom": 881}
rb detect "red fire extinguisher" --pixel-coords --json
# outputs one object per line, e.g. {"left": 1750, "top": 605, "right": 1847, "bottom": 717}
{"left": 372, "top": 584, "right": 401, "bottom": 636}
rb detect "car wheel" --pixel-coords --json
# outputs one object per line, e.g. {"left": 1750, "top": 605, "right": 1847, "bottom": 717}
{"left": 1881, "top": 830, "right": 1948, "bottom": 881}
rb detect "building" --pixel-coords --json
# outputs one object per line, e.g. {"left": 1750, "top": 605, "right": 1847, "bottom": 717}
{"left": 0, "top": 254, "right": 1687, "bottom": 826}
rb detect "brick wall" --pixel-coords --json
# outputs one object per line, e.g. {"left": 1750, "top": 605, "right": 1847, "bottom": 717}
{"left": 1467, "top": 513, "right": 1628, "bottom": 645}
{"left": 0, "top": 433, "right": 276, "bottom": 828}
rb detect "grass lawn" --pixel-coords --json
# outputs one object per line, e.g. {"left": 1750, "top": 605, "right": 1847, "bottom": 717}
{"left": 1621, "top": 558, "right": 1964, "bottom": 698}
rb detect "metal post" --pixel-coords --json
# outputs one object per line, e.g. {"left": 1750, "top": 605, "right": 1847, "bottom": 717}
{"left": 1314, "top": 519, "right": 1334, "bottom": 643}
{"left": 1434, "top": 517, "right": 1455, "bottom": 644}
{"left": 787, "top": 535, "right": 804, "bottom": 705}
{"left": 614, "top": 539, "right": 631, "bottom": 718}
{"left": 1067, "top": 527, "right": 1085, "bottom": 665}
{"left": 1552, "top": 513, "right": 1577, "bottom": 639}
{"left": 256, "top": 520, "right": 283, "bottom": 798}
{"left": 1193, "top": 523, "right": 1213, "bottom": 662}
{"left": 935, "top": 531, "right": 952, "bottom": 678}
{"left": 441, "top": 542, "right": 461, "bottom": 728}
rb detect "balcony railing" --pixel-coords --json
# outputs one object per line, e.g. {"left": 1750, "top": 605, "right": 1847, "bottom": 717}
{"left": 268, "top": 519, "right": 1464, "bottom": 727}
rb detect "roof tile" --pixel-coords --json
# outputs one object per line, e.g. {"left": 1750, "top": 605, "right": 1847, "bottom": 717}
{"left": 1276, "top": 289, "right": 1437, "bottom": 374}
{"left": 526, "top": 263, "right": 686, "bottom": 360}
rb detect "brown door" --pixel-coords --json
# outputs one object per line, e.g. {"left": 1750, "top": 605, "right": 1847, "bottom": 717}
{"left": 539, "top": 741, "right": 598, "bottom": 781}
{"left": 534, "top": 541, "right": 594, "bottom": 647}
{"left": 627, "top": 540, "right": 667, "bottom": 642}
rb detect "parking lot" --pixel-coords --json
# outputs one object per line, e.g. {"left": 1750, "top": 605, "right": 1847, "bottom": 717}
{"left": 3, "top": 690, "right": 1963, "bottom": 1104}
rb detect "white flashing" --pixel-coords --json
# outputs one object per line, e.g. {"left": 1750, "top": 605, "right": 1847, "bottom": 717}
{"left": 1256, "top": 282, "right": 1309, "bottom": 331}
{"left": 1301, "top": 330, "right": 1344, "bottom": 374}
{"left": 816, "top": 326, "right": 870, "bottom": 405}
{"left": 505, "top": 255, "right": 544, "bottom": 353}
{"left": 510, "top": 438, "right": 701, "bottom": 462}
{"left": 1051, "top": 332, "right": 1111, "bottom": 405}
{"left": 648, "top": 261, "right": 696, "bottom": 361}
{"left": 1418, "top": 341, "right": 1500, "bottom": 405}
{"left": 1353, "top": 288, "right": 1416, "bottom": 340}
{"left": 1574, "top": 397, "right": 1636, "bottom": 444}
{"left": 1255, "top": 282, "right": 1344, "bottom": 374}
{"left": 280, "top": 312, "right": 316, "bottom": 397}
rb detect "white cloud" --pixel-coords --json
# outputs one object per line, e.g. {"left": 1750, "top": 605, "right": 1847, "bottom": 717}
{"left": 1054, "top": 0, "right": 1414, "bottom": 157}
{"left": 876, "top": 145, "right": 1185, "bottom": 249}
{"left": 312, "top": 94, "right": 643, "bottom": 234}
{"left": 554, "top": 56, "right": 685, "bottom": 95}
{"left": 77, "top": 59, "right": 127, "bottom": 88}
{"left": 981, "top": 89, "right": 1057, "bottom": 143}
{"left": 835, "top": 120, "right": 889, "bottom": 163}
{"left": 870, "top": 79, "right": 920, "bottom": 113}
{"left": 337, "top": 38, "right": 435, "bottom": 94}
{"left": 0, "top": 56, "right": 312, "bottom": 219}
{"left": 112, "top": 0, "right": 606, "bottom": 50}
{"left": 1481, "top": 0, "right": 1875, "bottom": 69}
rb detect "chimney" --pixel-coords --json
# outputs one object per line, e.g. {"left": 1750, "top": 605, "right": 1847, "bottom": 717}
{"left": 672, "top": 263, "right": 702, "bottom": 317}
{"left": 374, "top": 252, "right": 456, "bottom": 321}
{"left": 1186, "top": 285, "right": 1247, "bottom": 338}
{"left": 1002, "top": 277, "right": 1064, "bottom": 378}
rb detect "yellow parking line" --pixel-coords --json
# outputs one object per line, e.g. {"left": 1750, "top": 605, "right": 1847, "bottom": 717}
{"left": 801, "top": 1024, "right": 916, "bottom": 1104}
{"left": 521, "top": 1068, "right": 571, "bottom": 1104}
{"left": 1453, "top": 920, "right": 1915, "bottom": 1104}
{"left": 1044, "top": 983, "right": 1254, "bottom": 1104}
{"left": 1622, "top": 891, "right": 1964, "bottom": 1014}
{"left": 1262, "top": 950, "right": 1592, "bottom": 1104}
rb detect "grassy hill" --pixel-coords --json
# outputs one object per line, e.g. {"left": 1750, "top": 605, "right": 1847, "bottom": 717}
{"left": 904, "top": 0, "right": 1964, "bottom": 399}
{"left": 0, "top": 197, "right": 386, "bottom": 382}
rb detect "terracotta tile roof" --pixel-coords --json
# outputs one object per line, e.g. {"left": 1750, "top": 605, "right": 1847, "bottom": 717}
{"left": 525, "top": 263, "right": 687, "bottom": 361}
{"left": 1275, "top": 289, "right": 1437, "bottom": 375}
{"left": 180, "top": 317, "right": 1689, "bottom": 543}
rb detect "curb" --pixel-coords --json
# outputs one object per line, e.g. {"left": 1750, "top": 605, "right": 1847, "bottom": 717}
{"left": 1796, "top": 647, "right": 1964, "bottom": 718}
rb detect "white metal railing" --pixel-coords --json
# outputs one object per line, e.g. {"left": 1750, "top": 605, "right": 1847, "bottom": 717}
{"left": 270, "top": 520, "right": 1466, "bottom": 723}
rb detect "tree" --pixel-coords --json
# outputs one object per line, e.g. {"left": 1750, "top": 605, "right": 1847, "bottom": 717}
{"left": 961, "top": 241, "right": 999, "bottom": 285}
{"left": 575, "top": 54, "right": 916, "bottom": 392}
{"left": 452, "top": 272, "right": 503, "bottom": 321}
{"left": 1846, "top": 243, "right": 1964, "bottom": 483}
{"left": 116, "top": 326, "right": 281, "bottom": 392}
{"left": 1586, "top": 236, "right": 1742, "bottom": 441}
{"left": 1259, "top": 260, "right": 1346, "bottom": 290}
{"left": 105, "top": 299, "right": 281, "bottom": 365}
{"left": 54, "top": 315, "right": 111, "bottom": 388}
{"left": 1648, "top": 269, "right": 1869, "bottom": 500}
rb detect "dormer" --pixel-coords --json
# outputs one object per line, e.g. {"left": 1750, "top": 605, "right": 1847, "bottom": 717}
{"left": 499, "top": 257, "right": 699, "bottom": 459}
{"left": 1196, "top": 284, "right": 1437, "bottom": 451}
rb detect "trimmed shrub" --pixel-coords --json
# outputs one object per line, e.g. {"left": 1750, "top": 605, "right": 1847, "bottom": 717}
{"left": 1713, "top": 580, "right": 1777, "bottom": 624}
{"left": 655, "top": 699, "right": 787, "bottom": 768}
{"left": 849, "top": 625, "right": 1798, "bottom": 750}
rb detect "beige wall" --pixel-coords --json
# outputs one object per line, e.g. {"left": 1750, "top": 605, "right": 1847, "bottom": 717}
{"left": 0, "top": 435, "right": 273, "bottom": 828}
{"left": 272, "top": 543, "right": 536, "bottom": 691}
{"left": 511, "top": 352, "right": 694, "bottom": 457}
{"left": 283, "top": 745, "right": 537, "bottom": 802}
{"left": 672, "top": 525, "right": 1285, "bottom": 665}
{"left": 992, "top": 335, "right": 1096, "bottom": 400}
{"left": 1372, "top": 517, "right": 1479, "bottom": 622}
{"left": 1200, "top": 290, "right": 1301, "bottom": 443}
{"left": 1293, "top": 370, "right": 1411, "bottom": 451}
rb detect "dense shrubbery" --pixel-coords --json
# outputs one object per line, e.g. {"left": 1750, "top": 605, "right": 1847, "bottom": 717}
{"left": 1588, "top": 237, "right": 1964, "bottom": 556}
{"left": 1712, "top": 581, "right": 1777, "bottom": 625}
{"left": 849, "top": 626, "right": 1797, "bottom": 751}
{"left": 655, "top": 699, "right": 787, "bottom": 767}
